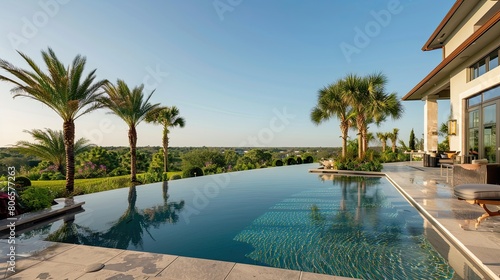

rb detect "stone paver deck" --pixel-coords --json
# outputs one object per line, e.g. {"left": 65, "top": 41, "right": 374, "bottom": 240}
{"left": 1, "top": 161, "right": 500, "bottom": 279}
{"left": 0, "top": 242, "right": 355, "bottom": 279}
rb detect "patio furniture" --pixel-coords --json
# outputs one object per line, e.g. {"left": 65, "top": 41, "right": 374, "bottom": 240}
{"left": 452, "top": 163, "right": 500, "bottom": 187}
{"left": 423, "top": 152, "right": 438, "bottom": 167}
{"left": 454, "top": 184, "right": 500, "bottom": 229}
{"left": 440, "top": 163, "right": 453, "bottom": 183}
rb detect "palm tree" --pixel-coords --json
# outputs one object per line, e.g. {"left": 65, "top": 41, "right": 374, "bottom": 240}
{"left": 363, "top": 84, "right": 403, "bottom": 155}
{"left": 376, "top": 132, "right": 389, "bottom": 152}
{"left": 311, "top": 82, "right": 354, "bottom": 158}
{"left": 388, "top": 128, "right": 400, "bottom": 153}
{"left": 0, "top": 48, "right": 107, "bottom": 194}
{"left": 342, "top": 73, "right": 369, "bottom": 159}
{"left": 99, "top": 80, "right": 159, "bottom": 182}
{"left": 13, "top": 128, "right": 93, "bottom": 173}
{"left": 145, "top": 106, "right": 185, "bottom": 172}
{"left": 342, "top": 72, "right": 403, "bottom": 158}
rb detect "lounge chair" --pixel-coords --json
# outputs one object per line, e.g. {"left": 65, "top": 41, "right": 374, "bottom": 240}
{"left": 454, "top": 184, "right": 500, "bottom": 229}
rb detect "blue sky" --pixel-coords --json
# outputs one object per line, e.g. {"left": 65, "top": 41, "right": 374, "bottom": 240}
{"left": 0, "top": 0, "right": 454, "bottom": 148}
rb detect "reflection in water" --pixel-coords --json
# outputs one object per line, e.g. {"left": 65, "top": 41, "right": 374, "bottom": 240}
{"left": 45, "top": 182, "right": 185, "bottom": 249}
{"left": 234, "top": 175, "right": 454, "bottom": 279}
{"left": 101, "top": 186, "right": 149, "bottom": 249}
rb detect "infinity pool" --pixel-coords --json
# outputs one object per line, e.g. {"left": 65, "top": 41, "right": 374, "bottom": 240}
{"left": 17, "top": 164, "right": 454, "bottom": 279}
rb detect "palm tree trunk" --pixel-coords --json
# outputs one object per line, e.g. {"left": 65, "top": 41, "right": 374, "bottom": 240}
{"left": 341, "top": 123, "right": 348, "bottom": 158}
{"left": 129, "top": 126, "right": 138, "bottom": 182}
{"left": 162, "top": 127, "right": 168, "bottom": 172}
{"left": 63, "top": 120, "right": 75, "bottom": 195}
{"left": 382, "top": 141, "right": 386, "bottom": 152}
{"left": 362, "top": 127, "right": 368, "bottom": 158}
{"left": 356, "top": 115, "right": 364, "bottom": 159}
{"left": 162, "top": 181, "right": 169, "bottom": 202}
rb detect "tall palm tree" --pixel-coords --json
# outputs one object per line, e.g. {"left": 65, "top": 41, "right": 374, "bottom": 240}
{"left": 388, "top": 128, "right": 400, "bottom": 153}
{"left": 311, "top": 82, "right": 354, "bottom": 158}
{"left": 145, "top": 106, "right": 185, "bottom": 172}
{"left": 365, "top": 88, "right": 404, "bottom": 153}
{"left": 342, "top": 73, "right": 369, "bottom": 159}
{"left": 13, "top": 128, "right": 93, "bottom": 173}
{"left": 342, "top": 72, "right": 403, "bottom": 158}
{"left": 0, "top": 48, "right": 107, "bottom": 194}
{"left": 376, "top": 132, "right": 389, "bottom": 153}
{"left": 99, "top": 80, "right": 159, "bottom": 182}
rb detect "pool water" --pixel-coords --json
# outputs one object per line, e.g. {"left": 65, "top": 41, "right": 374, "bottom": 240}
{"left": 17, "top": 164, "right": 454, "bottom": 279}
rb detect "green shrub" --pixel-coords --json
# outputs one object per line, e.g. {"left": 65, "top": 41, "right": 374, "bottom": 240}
{"left": 39, "top": 173, "right": 51, "bottom": 180}
{"left": 183, "top": 166, "right": 204, "bottom": 178}
{"left": 296, "top": 157, "right": 303, "bottom": 164}
{"left": 274, "top": 159, "right": 283, "bottom": 166}
{"left": 14, "top": 176, "right": 31, "bottom": 188}
{"left": 286, "top": 158, "right": 296, "bottom": 165}
{"left": 25, "top": 172, "right": 41, "bottom": 181}
{"left": 109, "top": 167, "right": 129, "bottom": 177}
{"left": 332, "top": 157, "right": 382, "bottom": 172}
{"left": 170, "top": 174, "right": 182, "bottom": 180}
{"left": 51, "top": 172, "right": 65, "bottom": 180}
{"left": 137, "top": 172, "right": 170, "bottom": 184}
{"left": 20, "top": 187, "right": 55, "bottom": 211}
{"left": 303, "top": 156, "right": 314, "bottom": 163}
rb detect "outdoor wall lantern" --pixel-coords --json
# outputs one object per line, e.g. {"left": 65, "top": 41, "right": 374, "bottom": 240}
{"left": 448, "top": 119, "right": 457, "bottom": 136}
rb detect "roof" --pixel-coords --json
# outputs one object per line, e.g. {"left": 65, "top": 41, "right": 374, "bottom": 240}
{"left": 422, "top": 0, "right": 478, "bottom": 51}
{"left": 403, "top": 8, "right": 500, "bottom": 101}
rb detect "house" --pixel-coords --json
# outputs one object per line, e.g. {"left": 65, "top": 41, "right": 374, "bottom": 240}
{"left": 403, "top": 0, "right": 500, "bottom": 164}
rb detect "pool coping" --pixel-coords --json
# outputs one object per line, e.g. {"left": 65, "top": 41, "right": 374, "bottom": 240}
{"left": 0, "top": 198, "right": 85, "bottom": 233}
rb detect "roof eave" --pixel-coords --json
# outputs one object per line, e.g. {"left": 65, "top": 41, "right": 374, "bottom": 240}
{"left": 422, "top": 0, "right": 465, "bottom": 51}
{"left": 403, "top": 10, "right": 500, "bottom": 101}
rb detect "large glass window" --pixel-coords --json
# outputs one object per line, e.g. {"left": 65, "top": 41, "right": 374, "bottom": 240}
{"left": 468, "top": 110, "right": 480, "bottom": 158}
{"left": 483, "top": 104, "right": 496, "bottom": 163}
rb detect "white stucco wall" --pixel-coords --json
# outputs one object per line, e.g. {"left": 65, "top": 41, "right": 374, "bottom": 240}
{"left": 444, "top": 0, "right": 497, "bottom": 57}
{"left": 448, "top": 36, "right": 500, "bottom": 153}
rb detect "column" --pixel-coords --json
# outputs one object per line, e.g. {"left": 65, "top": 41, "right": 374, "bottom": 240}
{"left": 424, "top": 97, "right": 439, "bottom": 152}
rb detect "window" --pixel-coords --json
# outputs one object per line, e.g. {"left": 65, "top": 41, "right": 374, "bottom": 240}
{"left": 467, "top": 94, "right": 482, "bottom": 107}
{"left": 489, "top": 51, "right": 499, "bottom": 70}
{"left": 468, "top": 110, "right": 479, "bottom": 156}
{"left": 484, "top": 85, "right": 500, "bottom": 102}
{"left": 470, "top": 48, "right": 500, "bottom": 80}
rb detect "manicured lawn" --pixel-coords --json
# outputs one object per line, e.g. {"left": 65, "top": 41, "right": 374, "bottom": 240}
{"left": 31, "top": 171, "right": 183, "bottom": 197}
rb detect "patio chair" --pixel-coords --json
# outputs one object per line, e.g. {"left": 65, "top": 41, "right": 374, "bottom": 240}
{"left": 452, "top": 163, "right": 500, "bottom": 187}
{"left": 454, "top": 184, "right": 500, "bottom": 229}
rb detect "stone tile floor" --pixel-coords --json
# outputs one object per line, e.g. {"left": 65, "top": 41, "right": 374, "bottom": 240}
{"left": 1, "top": 161, "right": 500, "bottom": 279}
{"left": 0, "top": 242, "right": 355, "bottom": 279}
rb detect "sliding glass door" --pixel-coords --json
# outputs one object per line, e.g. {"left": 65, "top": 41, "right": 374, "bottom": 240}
{"left": 466, "top": 86, "right": 500, "bottom": 163}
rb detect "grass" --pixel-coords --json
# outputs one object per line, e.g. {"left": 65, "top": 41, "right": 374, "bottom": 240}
{"left": 31, "top": 171, "right": 183, "bottom": 198}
